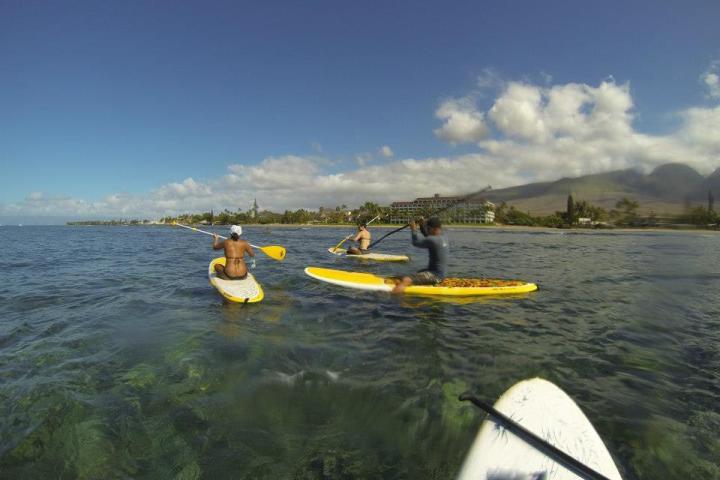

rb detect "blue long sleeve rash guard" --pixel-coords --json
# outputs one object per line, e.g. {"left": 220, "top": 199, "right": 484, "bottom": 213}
{"left": 411, "top": 230, "right": 449, "bottom": 279}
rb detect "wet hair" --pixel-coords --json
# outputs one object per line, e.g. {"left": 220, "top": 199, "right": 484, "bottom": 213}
{"left": 230, "top": 233, "right": 240, "bottom": 241}
{"left": 426, "top": 217, "right": 442, "bottom": 229}
{"left": 359, "top": 223, "right": 367, "bottom": 229}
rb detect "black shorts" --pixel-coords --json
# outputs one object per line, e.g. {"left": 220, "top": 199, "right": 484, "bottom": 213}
{"left": 408, "top": 271, "right": 441, "bottom": 285}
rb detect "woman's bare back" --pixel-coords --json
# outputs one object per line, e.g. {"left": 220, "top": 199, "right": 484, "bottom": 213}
{"left": 213, "top": 235, "right": 255, "bottom": 279}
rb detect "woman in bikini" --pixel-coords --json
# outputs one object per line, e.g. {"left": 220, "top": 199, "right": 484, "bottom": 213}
{"left": 346, "top": 223, "right": 371, "bottom": 255}
{"left": 212, "top": 225, "right": 255, "bottom": 280}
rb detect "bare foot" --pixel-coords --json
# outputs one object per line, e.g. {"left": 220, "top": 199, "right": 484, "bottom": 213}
{"left": 391, "top": 277, "right": 412, "bottom": 294}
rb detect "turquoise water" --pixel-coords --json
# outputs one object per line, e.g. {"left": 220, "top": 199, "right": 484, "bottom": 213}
{"left": 0, "top": 225, "right": 718, "bottom": 479}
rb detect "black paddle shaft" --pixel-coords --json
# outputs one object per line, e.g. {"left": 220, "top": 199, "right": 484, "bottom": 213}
{"left": 459, "top": 393, "right": 613, "bottom": 480}
{"left": 368, "top": 185, "right": 492, "bottom": 249}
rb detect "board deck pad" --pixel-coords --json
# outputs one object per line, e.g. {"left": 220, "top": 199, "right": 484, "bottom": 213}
{"left": 305, "top": 267, "right": 537, "bottom": 296}
{"left": 328, "top": 247, "right": 410, "bottom": 262}
{"left": 457, "top": 378, "right": 622, "bottom": 480}
{"left": 209, "top": 257, "right": 264, "bottom": 303}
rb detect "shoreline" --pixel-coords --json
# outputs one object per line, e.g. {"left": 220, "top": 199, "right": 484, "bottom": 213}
{"left": 56, "top": 222, "right": 719, "bottom": 234}
{"left": 201, "top": 223, "right": 719, "bottom": 234}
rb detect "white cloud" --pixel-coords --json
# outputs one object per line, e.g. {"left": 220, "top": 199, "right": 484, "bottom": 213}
{"left": 677, "top": 106, "right": 720, "bottom": 151}
{"left": 355, "top": 153, "right": 373, "bottom": 167}
{"left": 476, "top": 68, "right": 504, "bottom": 91}
{"left": 228, "top": 155, "right": 321, "bottom": 190}
{"left": 484, "top": 80, "right": 634, "bottom": 144}
{"left": 433, "top": 97, "right": 488, "bottom": 144}
{"left": 470, "top": 78, "right": 720, "bottom": 177}
{"left": 379, "top": 145, "right": 394, "bottom": 158}
{"left": 156, "top": 178, "right": 213, "bottom": 199}
{"left": 4, "top": 75, "right": 720, "bottom": 220}
{"left": 702, "top": 61, "right": 720, "bottom": 100}
{"left": 489, "top": 82, "right": 548, "bottom": 142}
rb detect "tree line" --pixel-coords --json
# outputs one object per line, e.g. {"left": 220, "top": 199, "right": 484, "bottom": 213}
{"left": 159, "top": 201, "right": 498, "bottom": 226}
{"left": 160, "top": 202, "right": 388, "bottom": 226}
{"left": 69, "top": 193, "right": 719, "bottom": 229}
{"left": 495, "top": 193, "right": 719, "bottom": 228}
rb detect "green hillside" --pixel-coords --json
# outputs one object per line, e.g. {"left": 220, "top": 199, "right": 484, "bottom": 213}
{"left": 483, "top": 163, "right": 719, "bottom": 215}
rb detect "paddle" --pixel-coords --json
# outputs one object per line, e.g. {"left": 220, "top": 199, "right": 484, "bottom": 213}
{"left": 330, "top": 214, "right": 382, "bottom": 253}
{"left": 173, "top": 222, "right": 286, "bottom": 261}
{"left": 459, "top": 392, "right": 612, "bottom": 480}
{"left": 367, "top": 185, "right": 492, "bottom": 249}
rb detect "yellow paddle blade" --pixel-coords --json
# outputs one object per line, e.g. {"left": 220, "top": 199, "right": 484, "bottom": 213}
{"left": 332, "top": 234, "right": 352, "bottom": 251}
{"left": 259, "top": 245, "right": 286, "bottom": 261}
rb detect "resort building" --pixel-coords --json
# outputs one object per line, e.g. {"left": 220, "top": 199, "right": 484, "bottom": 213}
{"left": 388, "top": 193, "right": 495, "bottom": 224}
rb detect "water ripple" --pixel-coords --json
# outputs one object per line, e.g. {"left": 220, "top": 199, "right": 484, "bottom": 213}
{"left": 0, "top": 225, "right": 718, "bottom": 478}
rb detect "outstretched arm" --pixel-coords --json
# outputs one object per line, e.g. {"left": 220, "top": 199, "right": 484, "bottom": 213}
{"left": 212, "top": 234, "right": 224, "bottom": 250}
{"left": 246, "top": 243, "right": 256, "bottom": 268}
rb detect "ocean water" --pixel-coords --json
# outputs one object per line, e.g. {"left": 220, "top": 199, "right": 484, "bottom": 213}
{"left": 0, "top": 225, "right": 718, "bottom": 479}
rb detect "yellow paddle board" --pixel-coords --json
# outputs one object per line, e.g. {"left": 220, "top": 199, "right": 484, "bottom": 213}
{"left": 304, "top": 267, "right": 537, "bottom": 296}
{"left": 209, "top": 257, "right": 264, "bottom": 303}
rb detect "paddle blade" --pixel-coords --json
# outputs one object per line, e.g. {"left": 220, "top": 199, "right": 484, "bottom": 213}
{"left": 260, "top": 245, "right": 286, "bottom": 261}
{"left": 331, "top": 234, "right": 352, "bottom": 251}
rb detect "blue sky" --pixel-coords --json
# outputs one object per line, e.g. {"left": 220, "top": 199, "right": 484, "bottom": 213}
{"left": 1, "top": 0, "right": 719, "bottom": 221}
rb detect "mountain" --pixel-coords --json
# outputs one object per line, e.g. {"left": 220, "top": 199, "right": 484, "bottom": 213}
{"left": 482, "top": 163, "right": 719, "bottom": 215}
{"left": 643, "top": 163, "right": 704, "bottom": 199}
{"left": 700, "top": 168, "right": 720, "bottom": 202}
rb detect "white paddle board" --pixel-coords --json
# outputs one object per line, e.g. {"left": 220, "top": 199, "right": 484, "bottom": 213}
{"left": 208, "top": 257, "right": 264, "bottom": 303}
{"left": 328, "top": 247, "right": 410, "bottom": 262}
{"left": 457, "top": 378, "right": 622, "bottom": 480}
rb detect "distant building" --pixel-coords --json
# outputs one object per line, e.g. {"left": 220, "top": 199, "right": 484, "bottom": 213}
{"left": 388, "top": 193, "right": 495, "bottom": 224}
{"left": 250, "top": 198, "right": 259, "bottom": 219}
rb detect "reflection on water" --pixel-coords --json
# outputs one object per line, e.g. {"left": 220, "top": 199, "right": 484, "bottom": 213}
{"left": 0, "top": 225, "right": 718, "bottom": 478}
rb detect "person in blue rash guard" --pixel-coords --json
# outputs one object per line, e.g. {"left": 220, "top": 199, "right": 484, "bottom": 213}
{"left": 392, "top": 217, "right": 448, "bottom": 294}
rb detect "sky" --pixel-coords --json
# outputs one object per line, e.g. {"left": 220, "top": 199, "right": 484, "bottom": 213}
{"left": 1, "top": 0, "right": 719, "bottom": 223}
